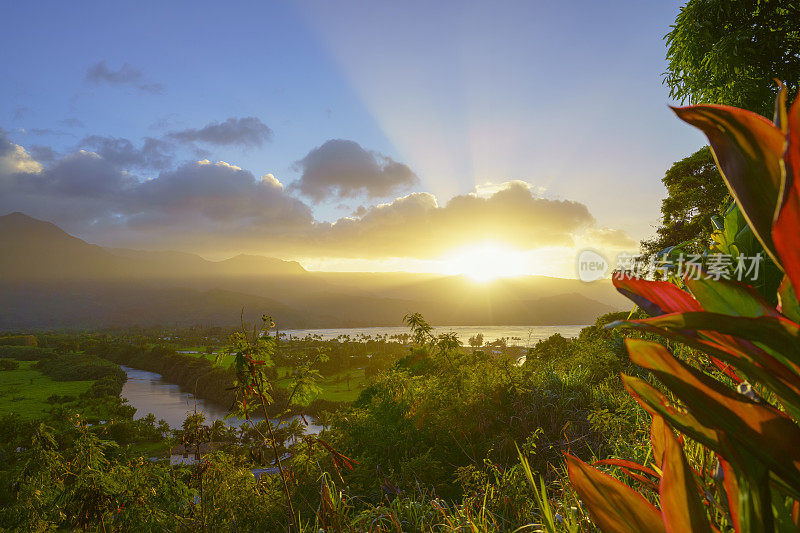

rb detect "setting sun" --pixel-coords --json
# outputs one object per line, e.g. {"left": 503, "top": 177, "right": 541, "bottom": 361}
{"left": 441, "top": 242, "right": 532, "bottom": 282}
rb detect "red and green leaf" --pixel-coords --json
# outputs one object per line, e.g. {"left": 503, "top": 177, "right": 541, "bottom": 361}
{"left": 774, "top": 89, "right": 800, "bottom": 291}
{"left": 779, "top": 276, "right": 800, "bottom": 324}
{"left": 672, "top": 104, "right": 785, "bottom": 267}
{"left": 612, "top": 273, "right": 702, "bottom": 316}
{"left": 659, "top": 421, "right": 713, "bottom": 533}
{"left": 626, "top": 339, "right": 800, "bottom": 492}
{"left": 566, "top": 454, "right": 667, "bottom": 533}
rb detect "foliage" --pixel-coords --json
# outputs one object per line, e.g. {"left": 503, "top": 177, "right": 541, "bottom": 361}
{"left": 0, "top": 335, "right": 37, "bottom": 347}
{"left": 567, "top": 86, "right": 800, "bottom": 531}
{"left": 664, "top": 0, "right": 800, "bottom": 117}
{"left": 0, "top": 359, "right": 19, "bottom": 371}
{"left": 641, "top": 146, "right": 730, "bottom": 256}
{"left": 0, "top": 345, "right": 55, "bottom": 361}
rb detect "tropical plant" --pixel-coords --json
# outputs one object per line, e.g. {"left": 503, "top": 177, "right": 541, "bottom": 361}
{"left": 567, "top": 85, "right": 800, "bottom": 531}
{"left": 664, "top": 0, "right": 800, "bottom": 117}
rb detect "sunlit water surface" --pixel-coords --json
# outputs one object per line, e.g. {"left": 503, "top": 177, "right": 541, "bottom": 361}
{"left": 274, "top": 324, "right": 587, "bottom": 344}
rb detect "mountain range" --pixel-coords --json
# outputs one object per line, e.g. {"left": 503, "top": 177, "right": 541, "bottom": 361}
{"left": 0, "top": 212, "right": 628, "bottom": 330}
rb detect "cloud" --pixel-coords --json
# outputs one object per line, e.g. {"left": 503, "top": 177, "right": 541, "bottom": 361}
{"left": 292, "top": 139, "right": 419, "bottom": 201}
{"left": 79, "top": 135, "right": 174, "bottom": 170}
{"left": 59, "top": 118, "right": 85, "bottom": 128}
{"left": 0, "top": 134, "right": 634, "bottom": 262}
{"left": 26, "top": 128, "right": 71, "bottom": 137}
{"left": 167, "top": 117, "right": 273, "bottom": 148}
{"left": 132, "top": 160, "right": 309, "bottom": 226}
{"left": 0, "top": 129, "right": 43, "bottom": 174}
{"left": 26, "top": 145, "right": 59, "bottom": 163}
{"left": 311, "top": 181, "right": 595, "bottom": 258}
{"left": 85, "top": 61, "right": 165, "bottom": 94}
{"left": 581, "top": 227, "right": 639, "bottom": 249}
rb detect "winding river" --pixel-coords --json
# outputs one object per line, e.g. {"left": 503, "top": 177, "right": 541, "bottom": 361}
{"left": 119, "top": 365, "right": 322, "bottom": 434}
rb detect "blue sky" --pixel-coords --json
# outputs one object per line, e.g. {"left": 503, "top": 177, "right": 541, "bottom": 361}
{"left": 0, "top": 0, "right": 709, "bottom": 276}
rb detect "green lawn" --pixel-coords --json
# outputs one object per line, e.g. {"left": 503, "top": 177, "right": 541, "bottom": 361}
{"left": 0, "top": 361, "right": 93, "bottom": 419}
{"left": 277, "top": 367, "right": 367, "bottom": 404}
{"left": 179, "top": 350, "right": 367, "bottom": 403}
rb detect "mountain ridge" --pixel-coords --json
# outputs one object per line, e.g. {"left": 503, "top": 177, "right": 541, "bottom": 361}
{"left": 0, "top": 212, "right": 627, "bottom": 329}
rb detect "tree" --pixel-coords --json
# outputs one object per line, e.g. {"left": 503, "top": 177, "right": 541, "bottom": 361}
{"left": 641, "top": 147, "right": 730, "bottom": 255}
{"left": 664, "top": 0, "right": 800, "bottom": 118}
{"left": 468, "top": 333, "right": 484, "bottom": 349}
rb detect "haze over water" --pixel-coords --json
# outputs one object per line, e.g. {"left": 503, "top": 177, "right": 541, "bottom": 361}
{"left": 273, "top": 324, "right": 587, "bottom": 346}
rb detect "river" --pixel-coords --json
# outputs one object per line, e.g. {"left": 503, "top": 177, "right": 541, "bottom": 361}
{"left": 119, "top": 366, "right": 322, "bottom": 434}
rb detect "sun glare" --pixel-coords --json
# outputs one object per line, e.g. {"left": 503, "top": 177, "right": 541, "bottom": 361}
{"left": 441, "top": 242, "right": 532, "bottom": 282}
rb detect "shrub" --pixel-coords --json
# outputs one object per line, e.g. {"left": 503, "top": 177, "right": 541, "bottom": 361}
{"left": 0, "top": 346, "right": 55, "bottom": 361}
{"left": 0, "top": 360, "right": 19, "bottom": 371}
{"left": 0, "top": 335, "right": 38, "bottom": 347}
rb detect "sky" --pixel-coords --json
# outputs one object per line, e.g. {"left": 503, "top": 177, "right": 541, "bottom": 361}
{"left": 0, "top": 0, "right": 708, "bottom": 278}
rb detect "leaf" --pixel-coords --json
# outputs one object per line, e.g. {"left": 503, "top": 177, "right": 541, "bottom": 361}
{"left": 672, "top": 104, "right": 785, "bottom": 267}
{"left": 620, "top": 312, "right": 800, "bottom": 373}
{"left": 651, "top": 415, "right": 668, "bottom": 469}
{"left": 718, "top": 441, "right": 774, "bottom": 533}
{"left": 565, "top": 454, "right": 667, "bottom": 533}
{"left": 774, "top": 91, "right": 800, "bottom": 291}
{"left": 659, "top": 421, "right": 713, "bottom": 533}
{"left": 685, "top": 276, "right": 779, "bottom": 318}
{"left": 614, "top": 312, "right": 800, "bottom": 422}
{"left": 779, "top": 276, "right": 800, "bottom": 324}
{"left": 719, "top": 458, "right": 742, "bottom": 533}
{"left": 592, "top": 458, "right": 659, "bottom": 479}
{"left": 622, "top": 375, "right": 721, "bottom": 452}
{"left": 612, "top": 273, "right": 702, "bottom": 316}
{"left": 620, "top": 467, "right": 661, "bottom": 493}
{"left": 626, "top": 339, "right": 800, "bottom": 492}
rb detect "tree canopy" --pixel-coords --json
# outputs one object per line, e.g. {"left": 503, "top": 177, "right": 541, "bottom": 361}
{"left": 642, "top": 146, "right": 729, "bottom": 255}
{"left": 664, "top": 0, "right": 800, "bottom": 117}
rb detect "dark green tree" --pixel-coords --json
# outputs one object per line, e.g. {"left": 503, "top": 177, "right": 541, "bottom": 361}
{"left": 664, "top": 0, "right": 800, "bottom": 117}
{"left": 641, "top": 146, "right": 729, "bottom": 255}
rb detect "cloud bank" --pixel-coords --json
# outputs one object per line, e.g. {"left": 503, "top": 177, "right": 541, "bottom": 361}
{"left": 0, "top": 128, "right": 634, "bottom": 261}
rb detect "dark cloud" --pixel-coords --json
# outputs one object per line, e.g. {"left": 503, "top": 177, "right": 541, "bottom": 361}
{"left": 26, "top": 145, "right": 59, "bottom": 163}
{"left": 0, "top": 134, "right": 632, "bottom": 260}
{"left": 167, "top": 117, "right": 273, "bottom": 148}
{"left": 292, "top": 139, "right": 419, "bottom": 202}
{"left": 27, "top": 128, "right": 71, "bottom": 137}
{"left": 0, "top": 128, "right": 12, "bottom": 157}
{"left": 131, "top": 160, "right": 312, "bottom": 229}
{"left": 79, "top": 135, "right": 174, "bottom": 170}
{"left": 59, "top": 118, "right": 85, "bottom": 128}
{"left": 85, "top": 61, "right": 165, "bottom": 94}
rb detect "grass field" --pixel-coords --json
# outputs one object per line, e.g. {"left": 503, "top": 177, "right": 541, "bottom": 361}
{"left": 277, "top": 367, "right": 367, "bottom": 404}
{"left": 0, "top": 361, "right": 93, "bottom": 419}
{"left": 175, "top": 349, "right": 368, "bottom": 403}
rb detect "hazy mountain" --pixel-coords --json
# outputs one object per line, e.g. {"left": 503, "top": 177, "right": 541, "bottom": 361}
{"left": 0, "top": 212, "right": 627, "bottom": 329}
{"left": 106, "top": 248, "right": 306, "bottom": 277}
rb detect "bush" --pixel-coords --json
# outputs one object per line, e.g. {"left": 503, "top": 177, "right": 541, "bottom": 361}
{"left": 46, "top": 394, "right": 76, "bottom": 404}
{"left": 35, "top": 354, "right": 126, "bottom": 383}
{"left": 0, "top": 346, "right": 55, "bottom": 361}
{"left": 0, "top": 335, "right": 38, "bottom": 347}
{"left": 0, "top": 360, "right": 19, "bottom": 371}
